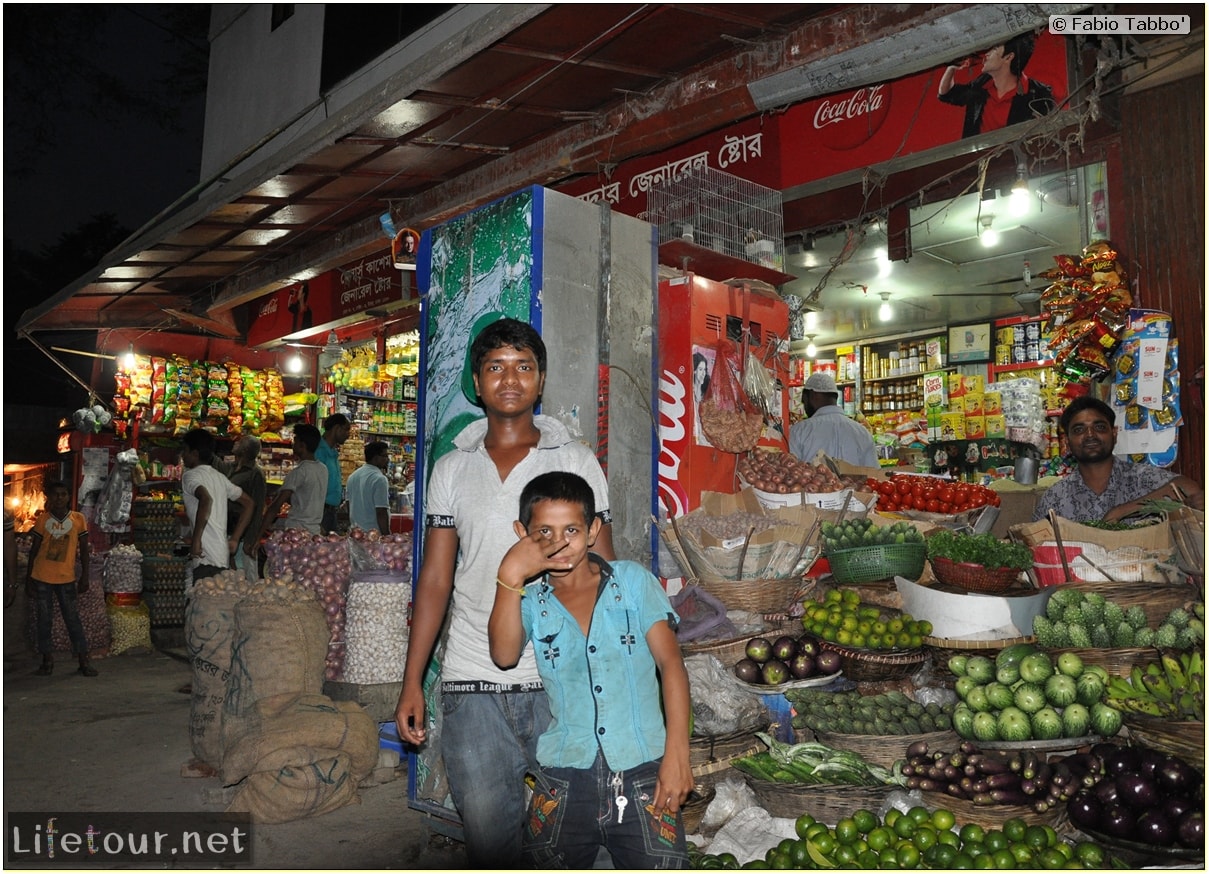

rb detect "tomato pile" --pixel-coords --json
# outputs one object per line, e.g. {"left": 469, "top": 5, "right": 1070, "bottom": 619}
{"left": 865, "top": 476, "right": 1001, "bottom": 514}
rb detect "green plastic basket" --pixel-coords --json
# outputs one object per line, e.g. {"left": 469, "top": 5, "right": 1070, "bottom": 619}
{"left": 826, "top": 543, "right": 927, "bottom": 585}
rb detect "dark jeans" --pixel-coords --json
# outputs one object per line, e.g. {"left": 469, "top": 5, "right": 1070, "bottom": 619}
{"left": 524, "top": 752, "right": 687, "bottom": 869}
{"left": 32, "top": 580, "right": 89, "bottom": 656}
{"left": 322, "top": 504, "right": 339, "bottom": 534}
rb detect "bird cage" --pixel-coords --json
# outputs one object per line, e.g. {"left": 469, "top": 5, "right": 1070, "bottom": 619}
{"left": 647, "top": 166, "right": 784, "bottom": 270}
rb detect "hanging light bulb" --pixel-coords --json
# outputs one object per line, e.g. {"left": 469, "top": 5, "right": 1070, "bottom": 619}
{"left": 286, "top": 353, "right": 304, "bottom": 374}
{"left": 804, "top": 310, "right": 818, "bottom": 332}
{"left": 122, "top": 344, "right": 136, "bottom": 371}
{"left": 979, "top": 215, "right": 999, "bottom": 248}
{"left": 878, "top": 293, "right": 892, "bottom": 322}
{"left": 805, "top": 335, "right": 817, "bottom": 357}
{"left": 1010, "top": 174, "right": 1031, "bottom": 217}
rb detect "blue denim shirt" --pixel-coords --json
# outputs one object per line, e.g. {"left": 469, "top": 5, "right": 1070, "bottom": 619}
{"left": 521, "top": 557, "right": 679, "bottom": 771}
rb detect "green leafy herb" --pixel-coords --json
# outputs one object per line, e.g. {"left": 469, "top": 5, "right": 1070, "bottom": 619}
{"left": 926, "top": 530, "right": 1033, "bottom": 570}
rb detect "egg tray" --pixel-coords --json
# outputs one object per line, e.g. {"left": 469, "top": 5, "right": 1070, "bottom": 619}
{"left": 142, "top": 590, "right": 187, "bottom": 627}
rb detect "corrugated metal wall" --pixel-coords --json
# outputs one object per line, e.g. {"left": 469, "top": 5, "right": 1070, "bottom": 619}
{"left": 1119, "top": 73, "right": 1205, "bottom": 483}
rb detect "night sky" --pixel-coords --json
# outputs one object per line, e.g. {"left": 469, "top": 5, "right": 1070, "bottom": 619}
{"left": 4, "top": 6, "right": 208, "bottom": 458}
{"left": 4, "top": 6, "right": 207, "bottom": 252}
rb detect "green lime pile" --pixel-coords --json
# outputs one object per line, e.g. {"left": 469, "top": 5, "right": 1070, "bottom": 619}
{"left": 801, "top": 588, "right": 932, "bottom": 650}
{"left": 689, "top": 806, "right": 1110, "bottom": 869}
{"left": 821, "top": 518, "right": 924, "bottom": 552}
{"left": 950, "top": 644, "right": 1123, "bottom": 742}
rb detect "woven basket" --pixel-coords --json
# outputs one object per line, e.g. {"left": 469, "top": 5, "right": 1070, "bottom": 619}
{"left": 930, "top": 556, "right": 1027, "bottom": 594}
{"left": 826, "top": 543, "right": 927, "bottom": 585}
{"left": 1062, "top": 581, "right": 1198, "bottom": 627}
{"left": 1046, "top": 646, "right": 1163, "bottom": 679}
{"left": 1123, "top": 715, "right": 1204, "bottom": 772}
{"left": 690, "top": 728, "right": 765, "bottom": 793}
{"left": 816, "top": 640, "right": 927, "bottom": 682}
{"left": 919, "top": 791, "right": 1069, "bottom": 831}
{"left": 693, "top": 576, "right": 809, "bottom": 615}
{"left": 799, "top": 729, "right": 959, "bottom": 770}
{"left": 744, "top": 778, "right": 894, "bottom": 824}
{"left": 681, "top": 785, "right": 716, "bottom": 835}
{"left": 924, "top": 636, "right": 1035, "bottom": 687}
{"left": 681, "top": 616, "right": 801, "bottom": 666}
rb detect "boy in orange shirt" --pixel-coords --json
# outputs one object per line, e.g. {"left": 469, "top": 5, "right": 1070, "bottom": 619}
{"left": 26, "top": 480, "right": 96, "bottom": 677}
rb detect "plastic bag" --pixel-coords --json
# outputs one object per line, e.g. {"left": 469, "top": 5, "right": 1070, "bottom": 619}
{"left": 671, "top": 585, "right": 734, "bottom": 643}
{"left": 699, "top": 339, "right": 763, "bottom": 453}
{"left": 686, "top": 654, "right": 767, "bottom": 736}
{"left": 742, "top": 347, "right": 778, "bottom": 421}
{"left": 699, "top": 775, "right": 759, "bottom": 837}
{"left": 96, "top": 449, "right": 140, "bottom": 532}
{"left": 704, "top": 805, "right": 798, "bottom": 865}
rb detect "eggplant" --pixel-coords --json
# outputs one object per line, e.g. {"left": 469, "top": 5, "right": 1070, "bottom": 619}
{"left": 905, "top": 775, "right": 921, "bottom": 789}
{"left": 1101, "top": 803, "right": 1138, "bottom": 839}
{"left": 917, "top": 778, "right": 940, "bottom": 793}
{"left": 1067, "top": 790, "right": 1103, "bottom": 830}
{"left": 1020, "top": 778, "right": 1038, "bottom": 796}
{"left": 1136, "top": 810, "right": 1177, "bottom": 847}
{"left": 990, "top": 787, "right": 1032, "bottom": 805}
{"left": 1178, "top": 811, "right": 1204, "bottom": 849}
{"left": 906, "top": 739, "right": 930, "bottom": 759}
{"left": 943, "top": 764, "right": 962, "bottom": 782}
{"left": 964, "top": 763, "right": 978, "bottom": 778}
{"left": 959, "top": 740, "right": 978, "bottom": 755}
{"left": 949, "top": 751, "right": 967, "bottom": 769}
{"left": 972, "top": 792, "right": 996, "bottom": 806}
{"left": 1094, "top": 779, "right": 1121, "bottom": 806}
{"left": 975, "top": 756, "right": 1012, "bottom": 776}
{"left": 1115, "top": 772, "right": 1160, "bottom": 811}
{"left": 971, "top": 777, "right": 989, "bottom": 794}
{"left": 1161, "top": 797, "right": 1193, "bottom": 823}
{"left": 1064, "top": 752, "right": 1100, "bottom": 777}
{"left": 1102, "top": 746, "right": 1140, "bottom": 777}
{"left": 947, "top": 782, "right": 969, "bottom": 800}
{"left": 1137, "top": 748, "right": 1166, "bottom": 779}
{"left": 1155, "top": 755, "right": 1198, "bottom": 797}
{"left": 986, "top": 772, "right": 1021, "bottom": 790}
{"left": 1034, "top": 798, "right": 1053, "bottom": 814}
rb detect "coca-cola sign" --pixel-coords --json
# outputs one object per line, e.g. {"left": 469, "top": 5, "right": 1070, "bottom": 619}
{"left": 810, "top": 83, "right": 891, "bottom": 150}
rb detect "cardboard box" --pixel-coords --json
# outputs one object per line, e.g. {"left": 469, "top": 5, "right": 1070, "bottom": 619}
{"left": 985, "top": 414, "right": 1007, "bottom": 438}
{"left": 1010, "top": 515, "right": 1173, "bottom": 553}
{"left": 964, "top": 416, "right": 986, "bottom": 439}
{"left": 830, "top": 457, "right": 890, "bottom": 481}
{"left": 964, "top": 374, "right": 985, "bottom": 395}
{"left": 939, "top": 412, "right": 966, "bottom": 440}
{"left": 987, "top": 484, "right": 1045, "bottom": 538}
{"left": 947, "top": 373, "right": 965, "bottom": 398}
{"left": 984, "top": 391, "right": 1003, "bottom": 415}
{"left": 924, "top": 372, "right": 949, "bottom": 410}
{"left": 962, "top": 393, "right": 985, "bottom": 416}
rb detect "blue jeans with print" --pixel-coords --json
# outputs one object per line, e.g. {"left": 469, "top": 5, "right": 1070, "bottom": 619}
{"left": 441, "top": 690, "right": 551, "bottom": 868}
{"left": 32, "top": 581, "right": 89, "bottom": 655}
{"left": 524, "top": 750, "right": 688, "bottom": 869}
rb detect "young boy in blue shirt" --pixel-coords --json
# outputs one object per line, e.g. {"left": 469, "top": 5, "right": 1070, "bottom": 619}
{"left": 489, "top": 471, "right": 692, "bottom": 868}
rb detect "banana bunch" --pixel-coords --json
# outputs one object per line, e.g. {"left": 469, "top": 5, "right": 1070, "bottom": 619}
{"left": 1105, "top": 650, "right": 1204, "bottom": 720}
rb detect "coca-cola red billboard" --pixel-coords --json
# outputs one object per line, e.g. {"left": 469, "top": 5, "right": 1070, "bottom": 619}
{"left": 777, "top": 31, "right": 1068, "bottom": 188}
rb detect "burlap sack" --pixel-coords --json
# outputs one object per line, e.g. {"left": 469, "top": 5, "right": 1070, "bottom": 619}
{"left": 221, "top": 692, "right": 378, "bottom": 785}
{"left": 186, "top": 590, "right": 243, "bottom": 769}
{"left": 222, "top": 692, "right": 379, "bottom": 824}
{"left": 222, "top": 598, "right": 329, "bottom": 751}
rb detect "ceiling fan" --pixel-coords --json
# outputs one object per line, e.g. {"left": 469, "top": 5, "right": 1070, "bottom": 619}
{"left": 933, "top": 262, "right": 1042, "bottom": 315}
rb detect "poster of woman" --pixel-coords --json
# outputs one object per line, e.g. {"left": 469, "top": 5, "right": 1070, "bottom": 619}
{"left": 691, "top": 346, "right": 715, "bottom": 446}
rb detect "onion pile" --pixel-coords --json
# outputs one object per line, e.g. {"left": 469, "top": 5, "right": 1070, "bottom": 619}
{"left": 348, "top": 529, "right": 412, "bottom": 574}
{"left": 104, "top": 545, "right": 144, "bottom": 593}
{"left": 738, "top": 449, "right": 845, "bottom": 494}
{"left": 342, "top": 581, "right": 410, "bottom": 684}
{"left": 264, "top": 531, "right": 352, "bottom": 680}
